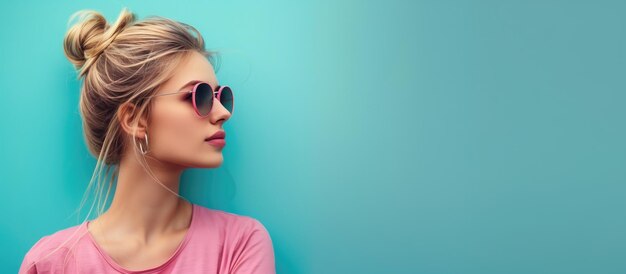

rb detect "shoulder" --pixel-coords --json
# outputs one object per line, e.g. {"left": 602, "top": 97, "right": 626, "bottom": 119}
{"left": 19, "top": 223, "right": 88, "bottom": 274}
{"left": 193, "top": 204, "right": 273, "bottom": 245}
{"left": 194, "top": 204, "right": 269, "bottom": 232}
{"left": 192, "top": 205, "right": 276, "bottom": 273}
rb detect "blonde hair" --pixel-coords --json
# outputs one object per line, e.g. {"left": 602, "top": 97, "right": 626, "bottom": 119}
{"left": 22, "top": 7, "right": 219, "bottom": 273}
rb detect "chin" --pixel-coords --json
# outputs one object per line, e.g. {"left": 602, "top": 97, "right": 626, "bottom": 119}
{"left": 201, "top": 155, "right": 224, "bottom": 168}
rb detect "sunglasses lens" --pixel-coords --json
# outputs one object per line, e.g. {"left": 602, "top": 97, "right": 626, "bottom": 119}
{"left": 194, "top": 83, "right": 213, "bottom": 116}
{"left": 219, "top": 86, "right": 234, "bottom": 114}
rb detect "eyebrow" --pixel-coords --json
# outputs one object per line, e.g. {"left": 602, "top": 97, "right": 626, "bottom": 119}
{"left": 179, "top": 80, "right": 203, "bottom": 91}
{"left": 177, "top": 80, "right": 220, "bottom": 93}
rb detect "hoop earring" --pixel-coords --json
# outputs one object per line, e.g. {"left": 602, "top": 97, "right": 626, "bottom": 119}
{"left": 139, "top": 133, "right": 149, "bottom": 155}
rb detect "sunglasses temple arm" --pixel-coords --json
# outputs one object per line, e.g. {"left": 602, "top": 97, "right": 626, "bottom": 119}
{"left": 148, "top": 90, "right": 193, "bottom": 98}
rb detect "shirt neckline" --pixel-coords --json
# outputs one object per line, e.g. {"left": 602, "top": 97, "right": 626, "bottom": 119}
{"left": 83, "top": 203, "right": 197, "bottom": 274}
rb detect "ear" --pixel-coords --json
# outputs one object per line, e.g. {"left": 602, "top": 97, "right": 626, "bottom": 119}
{"left": 117, "top": 101, "right": 148, "bottom": 139}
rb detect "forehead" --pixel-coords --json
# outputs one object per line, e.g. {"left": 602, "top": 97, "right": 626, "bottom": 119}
{"left": 158, "top": 51, "right": 218, "bottom": 93}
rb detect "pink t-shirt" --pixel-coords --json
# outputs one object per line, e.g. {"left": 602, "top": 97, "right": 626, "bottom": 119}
{"left": 19, "top": 204, "right": 276, "bottom": 274}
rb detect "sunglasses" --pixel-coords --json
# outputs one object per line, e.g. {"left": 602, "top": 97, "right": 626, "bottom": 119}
{"left": 148, "top": 81, "right": 234, "bottom": 117}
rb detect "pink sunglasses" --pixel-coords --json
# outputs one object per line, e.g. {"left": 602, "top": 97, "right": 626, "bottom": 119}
{"left": 148, "top": 81, "right": 234, "bottom": 118}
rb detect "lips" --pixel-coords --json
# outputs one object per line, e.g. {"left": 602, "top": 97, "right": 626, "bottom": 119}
{"left": 205, "top": 131, "right": 226, "bottom": 141}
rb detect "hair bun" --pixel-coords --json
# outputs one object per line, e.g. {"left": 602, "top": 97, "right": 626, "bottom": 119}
{"left": 63, "top": 8, "right": 135, "bottom": 77}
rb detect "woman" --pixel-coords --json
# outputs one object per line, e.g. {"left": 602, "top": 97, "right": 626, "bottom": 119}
{"left": 19, "top": 7, "right": 276, "bottom": 274}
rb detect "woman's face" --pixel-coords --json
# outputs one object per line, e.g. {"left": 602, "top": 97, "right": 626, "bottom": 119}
{"left": 147, "top": 51, "right": 232, "bottom": 168}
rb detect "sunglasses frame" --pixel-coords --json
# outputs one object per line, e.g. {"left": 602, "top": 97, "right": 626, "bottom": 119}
{"left": 148, "top": 81, "right": 234, "bottom": 118}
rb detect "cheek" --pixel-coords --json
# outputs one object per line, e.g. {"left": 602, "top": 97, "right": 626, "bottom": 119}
{"left": 151, "top": 102, "right": 202, "bottom": 155}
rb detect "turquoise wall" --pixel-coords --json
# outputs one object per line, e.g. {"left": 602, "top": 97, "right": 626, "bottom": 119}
{"left": 2, "top": 1, "right": 625, "bottom": 273}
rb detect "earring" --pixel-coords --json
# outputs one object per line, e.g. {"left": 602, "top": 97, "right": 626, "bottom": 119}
{"left": 139, "top": 133, "right": 149, "bottom": 155}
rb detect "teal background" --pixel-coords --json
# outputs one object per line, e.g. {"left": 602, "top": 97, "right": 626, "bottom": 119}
{"left": 1, "top": 0, "right": 625, "bottom": 273}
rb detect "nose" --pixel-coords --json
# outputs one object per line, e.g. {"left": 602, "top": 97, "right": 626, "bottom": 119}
{"left": 209, "top": 96, "right": 231, "bottom": 124}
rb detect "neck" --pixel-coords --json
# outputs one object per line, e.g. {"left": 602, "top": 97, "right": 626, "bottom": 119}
{"left": 91, "top": 149, "right": 191, "bottom": 244}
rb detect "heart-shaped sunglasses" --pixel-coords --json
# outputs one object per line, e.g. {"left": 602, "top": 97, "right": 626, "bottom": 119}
{"left": 148, "top": 81, "right": 234, "bottom": 117}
